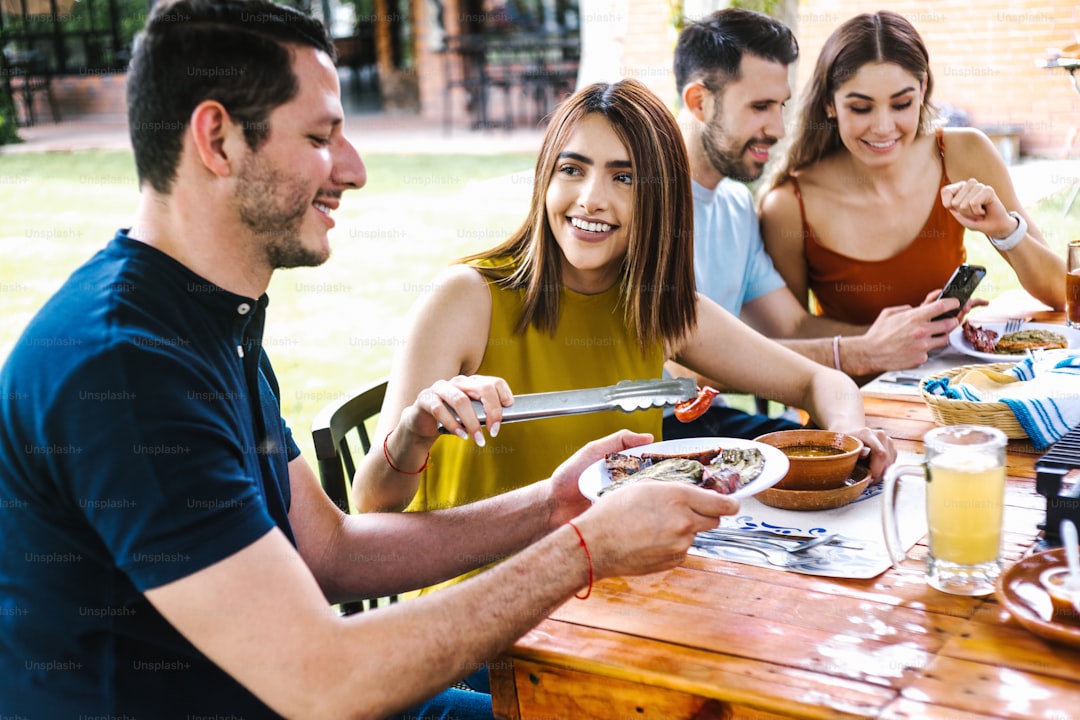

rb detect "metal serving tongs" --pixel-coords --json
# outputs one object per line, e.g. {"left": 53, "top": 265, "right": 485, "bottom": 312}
{"left": 439, "top": 377, "right": 697, "bottom": 431}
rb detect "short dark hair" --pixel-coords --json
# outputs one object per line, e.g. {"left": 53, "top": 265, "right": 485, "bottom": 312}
{"left": 673, "top": 7, "right": 797, "bottom": 95}
{"left": 126, "top": 0, "right": 335, "bottom": 194}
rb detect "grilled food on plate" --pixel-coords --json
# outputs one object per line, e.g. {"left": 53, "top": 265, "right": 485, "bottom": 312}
{"left": 994, "top": 328, "right": 1068, "bottom": 354}
{"left": 599, "top": 446, "right": 764, "bottom": 496}
{"left": 962, "top": 321, "right": 1068, "bottom": 355}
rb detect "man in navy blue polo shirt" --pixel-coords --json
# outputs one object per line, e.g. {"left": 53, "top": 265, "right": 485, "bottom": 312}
{"left": 0, "top": 1, "right": 740, "bottom": 717}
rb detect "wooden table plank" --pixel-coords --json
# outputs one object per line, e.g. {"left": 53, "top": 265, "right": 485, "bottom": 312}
{"left": 497, "top": 325, "right": 1074, "bottom": 720}
{"left": 509, "top": 661, "right": 771, "bottom": 720}
{"left": 940, "top": 615, "right": 1080, "bottom": 683}
{"left": 489, "top": 658, "right": 520, "bottom": 720}
{"left": 880, "top": 698, "right": 1006, "bottom": 720}
{"left": 599, "top": 563, "right": 976, "bottom": 646}
{"left": 679, "top": 554, "right": 991, "bottom": 619}
{"left": 548, "top": 588, "right": 930, "bottom": 690}
{"left": 501, "top": 621, "right": 897, "bottom": 719}
{"left": 862, "top": 397, "right": 935, "bottom": 422}
{"left": 898, "top": 654, "right": 1080, "bottom": 718}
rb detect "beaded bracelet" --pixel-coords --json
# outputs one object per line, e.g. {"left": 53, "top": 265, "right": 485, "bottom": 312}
{"left": 566, "top": 520, "right": 593, "bottom": 600}
{"left": 382, "top": 427, "right": 430, "bottom": 475}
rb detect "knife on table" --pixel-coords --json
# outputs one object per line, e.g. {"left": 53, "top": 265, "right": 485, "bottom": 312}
{"left": 439, "top": 377, "right": 698, "bottom": 431}
{"left": 876, "top": 373, "right": 924, "bottom": 386}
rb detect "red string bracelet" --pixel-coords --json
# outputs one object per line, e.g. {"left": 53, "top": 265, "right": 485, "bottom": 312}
{"left": 566, "top": 520, "right": 593, "bottom": 600}
{"left": 382, "top": 427, "right": 430, "bottom": 475}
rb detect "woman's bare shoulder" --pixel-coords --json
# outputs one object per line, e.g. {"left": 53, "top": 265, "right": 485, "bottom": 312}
{"left": 405, "top": 264, "right": 493, "bottom": 373}
{"left": 940, "top": 126, "right": 998, "bottom": 157}
{"left": 939, "top": 126, "right": 1004, "bottom": 178}
{"left": 941, "top": 125, "right": 993, "bottom": 144}
{"left": 759, "top": 179, "right": 805, "bottom": 257}
{"left": 405, "top": 264, "right": 493, "bottom": 326}
{"left": 429, "top": 263, "right": 491, "bottom": 298}
{"left": 760, "top": 177, "right": 799, "bottom": 216}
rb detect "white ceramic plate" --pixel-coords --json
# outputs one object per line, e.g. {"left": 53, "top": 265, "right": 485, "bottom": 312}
{"left": 578, "top": 437, "right": 790, "bottom": 502}
{"left": 947, "top": 322, "right": 1079, "bottom": 363}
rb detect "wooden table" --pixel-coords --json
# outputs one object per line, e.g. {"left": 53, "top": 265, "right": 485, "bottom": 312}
{"left": 491, "top": 314, "right": 1080, "bottom": 719}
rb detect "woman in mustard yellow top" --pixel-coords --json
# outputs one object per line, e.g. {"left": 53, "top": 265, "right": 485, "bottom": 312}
{"left": 352, "top": 79, "right": 895, "bottom": 531}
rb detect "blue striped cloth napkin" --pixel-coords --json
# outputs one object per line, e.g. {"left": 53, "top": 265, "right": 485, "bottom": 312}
{"left": 923, "top": 351, "right": 1080, "bottom": 449}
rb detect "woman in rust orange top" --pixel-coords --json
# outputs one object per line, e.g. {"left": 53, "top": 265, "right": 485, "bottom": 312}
{"left": 760, "top": 11, "right": 1064, "bottom": 326}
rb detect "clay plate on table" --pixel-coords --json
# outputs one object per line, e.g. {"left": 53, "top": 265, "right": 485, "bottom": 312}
{"left": 998, "top": 547, "right": 1080, "bottom": 649}
{"left": 755, "top": 465, "right": 872, "bottom": 511}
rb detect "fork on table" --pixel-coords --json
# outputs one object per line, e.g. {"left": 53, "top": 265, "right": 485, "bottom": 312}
{"left": 693, "top": 539, "right": 802, "bottom": 568}
{"left": 1003, "top": 318, "right": 1026, "bottom": 334}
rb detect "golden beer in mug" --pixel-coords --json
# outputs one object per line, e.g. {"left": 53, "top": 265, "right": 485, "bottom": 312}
{"left": 884, "top": 425, "right": 1007, "bottom": 596}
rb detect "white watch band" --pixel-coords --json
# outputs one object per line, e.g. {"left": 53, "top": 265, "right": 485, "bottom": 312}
{"left": 987, "top": 211, "right": 1027, "bottom": 251}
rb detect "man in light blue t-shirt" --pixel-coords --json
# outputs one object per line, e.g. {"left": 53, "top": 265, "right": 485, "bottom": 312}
{"left": 664, "top": 9, "right": 958, "bottom": 441}
{"left": 691, "top": 176, "right": 786, "bottom": 321}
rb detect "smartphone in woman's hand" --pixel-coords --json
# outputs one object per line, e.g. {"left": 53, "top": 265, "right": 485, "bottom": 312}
{"left": 931, "top": 264, "right": 987, "bottom": 321}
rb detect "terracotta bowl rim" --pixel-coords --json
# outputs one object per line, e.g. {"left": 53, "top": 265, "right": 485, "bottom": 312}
{"left": 753, "top": 429, "right": 864, "bottom": 461}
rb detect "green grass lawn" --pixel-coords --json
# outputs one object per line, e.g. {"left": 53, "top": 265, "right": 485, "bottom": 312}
{"left": 965, "top": 187, "right": 1079, "bottom": 304}
{"left": 2, "top": 149, "right": 1078, "bottom": 461}
{"left": 0, "top": 149, "right": 536, "bottom": 462}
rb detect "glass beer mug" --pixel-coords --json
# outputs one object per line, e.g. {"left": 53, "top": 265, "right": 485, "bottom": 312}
{"left": 883, "top": 425, "right": 1007, "bottom": 596}
{"left": 1067, "top": 239, "right": 1080, "bottom": 329}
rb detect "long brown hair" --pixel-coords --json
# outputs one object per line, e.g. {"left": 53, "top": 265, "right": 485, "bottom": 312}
{"left": 462, "top": 79, "right": 697, "bottom": 356}
{"left": 766, "top": 10, "right": 936, "bottom": 192}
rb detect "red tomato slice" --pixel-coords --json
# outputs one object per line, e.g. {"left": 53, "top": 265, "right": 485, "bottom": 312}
{"left": 673, "top": 386, "right": 719, "bottom": 423}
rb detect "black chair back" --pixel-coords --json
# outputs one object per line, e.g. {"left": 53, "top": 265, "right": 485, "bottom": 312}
{"left": 311, "top": 379, "right": 397, "bottom": 612}
{"left": 311, "top": 379, "right": 388, "bottom": 511}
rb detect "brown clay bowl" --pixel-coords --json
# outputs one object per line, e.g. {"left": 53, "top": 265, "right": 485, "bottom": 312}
{"left": 756, "top": 465, "right": 872, "bottom": 511}
{"left": 998, "top": 548, "right": 1080, "bottom": 649}
{"left": 754, "top": 429, "right": 864, "bottom": 490}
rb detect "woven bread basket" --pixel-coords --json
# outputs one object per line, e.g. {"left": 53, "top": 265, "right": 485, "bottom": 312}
{"left": 919, "top": 362, "right": 1028, "bottom": 439}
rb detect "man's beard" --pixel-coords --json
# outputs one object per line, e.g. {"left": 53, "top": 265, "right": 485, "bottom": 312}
{"left": 236, "top": 154, "right": 328, "bottom": 269}
{"left": 701, "top": 111, "right": 767, "bottom": 183}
